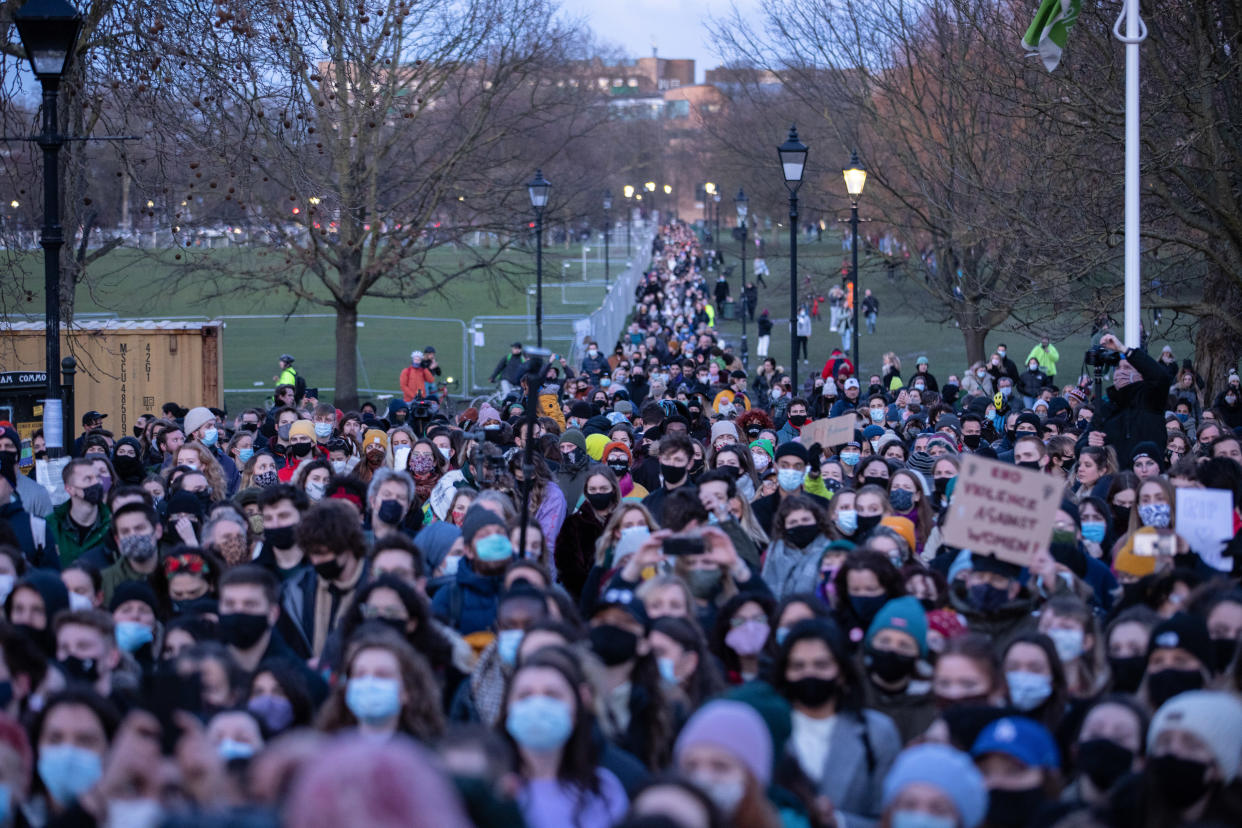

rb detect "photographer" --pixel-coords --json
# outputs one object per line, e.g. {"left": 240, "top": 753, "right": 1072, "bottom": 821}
{"left": 1080, "top": 334, "right": 1174, "bottom": 468}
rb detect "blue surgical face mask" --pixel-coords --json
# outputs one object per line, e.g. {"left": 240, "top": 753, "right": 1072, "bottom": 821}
{"left": 775, "top": 626, "right": 790, "bottom": 646}
{"left": 314, "top": 422, "right": 333, "bottom": 438}
{"left": 1081, "top": 520, "right": 1107, "bottom": 544}
{"left": 870, "top": 408, "right": 885, "bottom": 422}
{"left": 836, "top": 509, "right": 858, "bottom": 534}
{"left": 777, "top": 468, "right": 805, "bottom": 492}
{"left": 891, "top": 811, "right": 957, "bottom": 828}
{"left": 1006, "top": 670, "right": 1053, "bottom": 711}
{"left": 497, "top": 629, "right": 524, "bottom": 666}
{"left": 840, "top": 451, "right": 860, "bottom": 467}
{"left": 38, "top": 744, "right": 103, "bottom": 804}
{"left": 475, "top": 532, "right": 514, "bottom": 562}
{"left": 506, "top": 694, "right": 574, "bottom": 752}
{"left": 218, "top": 738, "right": 257, "bottom": 761}
{"left": 202, "top": 427, "right": 219, "bottom": 447}
{"left": 346, "top": 676, "right": 402, "bottom": 723}
{"left": 657, "top": 657, "right": 679, "bottom": 684}
{"left": 1000, "top": 386, "right": 1013, "bottom": 398}
{"left": 115, "top": 621, "right": 154, "bottom": 653}
{"left": 238, "top": 447, "right": 255, "bottom": 464}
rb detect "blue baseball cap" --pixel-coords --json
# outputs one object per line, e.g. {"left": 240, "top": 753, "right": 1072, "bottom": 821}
{"left": 971, "top": 717, "right": 1060, "bottom": 770}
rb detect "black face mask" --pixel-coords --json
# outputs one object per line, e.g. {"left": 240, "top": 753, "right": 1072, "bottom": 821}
{"left": 15, "top": 624, "right": 54, "bottom": 658}
{"left": 606, "top": 460, "right": 629, "bottom": 476}
{"left": 112, "top": 454, "right": 144, "bottom": 481}
{"left": 1148, "top": 754, "right": 1214, "bottom": 810}
{"left": 850, "top": 594, "right": 888, "bottom": 625}
{"left": 1108, "top": 655, "right": 1146, "bottom": 694}
{"left": 133, "top": 425, "right": 146, "bottom": 438}
{"left": 59, "top": 655, "right": 100, "bottom": 684}
{"left": 589, "top": 624, "right": 638, "bottom": 666}
{"left": 218, "top": 613, "right": 270, "bottom": 649}
{"left": 986, "top": 787, "right": 1046, "bottom": 828}
{"left": 746, "top": 426, "right": 762, "bottom": 439}
{"left": 0, "top": 680, "right": 12, "bottom": 710}
{"left": 962, "top": 433, "right": 982, "bottom": 450}
{"left": 314, "top": 556, "right": 345, "bottom": 582}
{"left": 933, "top": 477, "right": 951, "bottom": 499}
{"left": 860, "top": 475, "right": 888, "bottom": 489}
{"left": 1076, "top": 738, "right": 1134, "bottom": 792}
{"left": 856, "top": 513, "right": 883, "bottom": 535}
{"left": 80, "top": 482, "right": 104, "bottom": 506}
{"left": 378, "top": 499, "right": 405, "bottom": 525}
{"left": 1110, "top": 504, "right": 1131, "bottom": 535}
{"left": 784, "top": 524, "right": 820, "bottom": 550}
{"left": 788, "top": 414, "right": 808, "bottom": 427}
{"left": 1146, "top": 667, "right": 1205, "bottom": 708}
{"left": 265, "top": 524, "right": 296, "bottom": 550}
{"left": 660, "top": 463, "right": 687, "bottom": 486}
{"left": 290, "top": 442, "right": 313, "bottom": 458}
{"left": 585, "top": 491, "right": 614, "bottom": 511}
{"left": 1210, "top": 637, "right": 1237, "bottom": 673}
{"left": 785, "top": 676, "right": 840, "bottom": 708}
{"left": 865, "top": 646, "right": 917, "bottom": 685}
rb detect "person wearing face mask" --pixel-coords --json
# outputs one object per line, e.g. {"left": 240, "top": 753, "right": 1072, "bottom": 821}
{"left": 1058, "top": 695, "right": 1148, "bottom": 814}
{"left": 555, "top": 469, "right": 621, "bottom": 598}
{"left": 775, "top": 618, "right": 902, "bottom": 826}
{"left": 970, "top": 716, "right": 1062, "bottom": 828}
{"left": 640, "top": 434, "right": 697, "bottom": 526}
{"left": 252, "top": 484, "right": 310, "bottom": 584}
{"left": 99, "top": 503, "right": 163, "bottom": 605}
{"left": 674, "top": 699, "right": 783, "bottom": 828}
{"left": 502, "top": 647, "right": 629, "bottom": 828}
{"left": 1079, "top": 334, "right": 1174, "bottom": 470}
{"left": 0, "top": 451, "right": 59, "bottom": 571}
{"left": 760, "top": 496, "right": 833, "bottom": 601}
{"left": 1128, "top": 690, "right": 1242, "bottom": 828}
{"left": 31, "top": 688, "right": 120, "bottom": 822}
{"left": 862, "top": 597, "right": 938, "bottom": 744}
{"left": 431, "top": 506, "right": 515, "bottom": 639}
{"left": 1140, "top": 613, "right": 1214, "bottom": 710}
{"left": 277, "top": 420, "right": 323, "bottom": 483}
{"left": 880, "top": 743, "right": 989, "bottom": 828}
{"left": 947, "top": 554, "right": 1038, "bottom": 642}
{"left": 183, "top": 406, "right": 241, "bottom": 495}
{"left": 553, "top": 429, "right": 592, "bottom": 510}
{"left": 750, "top": 442, "right": 830, "bottom": 537}
{"left": 48, "top": 459, "right": 113, "bottom": 568}
{"left": 366, "top": 468, "right": 417, "bottom": 541}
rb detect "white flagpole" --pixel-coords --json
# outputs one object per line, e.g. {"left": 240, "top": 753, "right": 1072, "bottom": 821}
{"left": 1115, "top": 0, "right": 1146, "bottom": 348}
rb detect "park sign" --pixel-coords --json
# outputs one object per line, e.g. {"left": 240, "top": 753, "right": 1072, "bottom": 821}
{"left": 941, "top": 455, "right": 1062, "bottom": 567}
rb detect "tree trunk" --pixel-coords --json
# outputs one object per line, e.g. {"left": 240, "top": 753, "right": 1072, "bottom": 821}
{"left": 334, "top": 303, "right": 360, "bottom": 411}
{"left": 962, "top": 327, "right": 989, "bottom": 368}
{"left": 1194, "top": 263, "right": 1242, "bottom": 403}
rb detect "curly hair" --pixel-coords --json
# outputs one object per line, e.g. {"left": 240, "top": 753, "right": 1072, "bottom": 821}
{"left": 295, "top": 500, "right": 368, "bottom": 560}
{"left": 736, "top": 408, "right": 775, "bottom": 437}
{"left": 174, "top": 442, "right": 228, "bottom": 502}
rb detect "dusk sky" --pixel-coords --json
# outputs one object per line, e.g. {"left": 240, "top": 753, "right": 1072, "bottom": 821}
{"left": 558, "top": 0, "right": 765, "bottom": 82}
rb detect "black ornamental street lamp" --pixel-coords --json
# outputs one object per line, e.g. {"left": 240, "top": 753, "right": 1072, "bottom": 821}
{"left": 527, "top": 169, "right": 551, "bottom": 347}
{"left": 15, "top": 0, "right": 83, "bottom": 459}
{"left": 778, "top": 125, "right": 808, "bottom": 390}
{"left": 843, "top": 150, "right": 868, "bottom": 371}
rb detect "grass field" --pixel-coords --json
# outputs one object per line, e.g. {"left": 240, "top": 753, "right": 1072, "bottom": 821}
{"left": 5, "top": 220, "right": 1192, "bottom": 410}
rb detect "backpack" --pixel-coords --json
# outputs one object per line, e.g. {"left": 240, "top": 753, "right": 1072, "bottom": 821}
{"left": 293, "top": 371, "right": 307, "bottom": 401}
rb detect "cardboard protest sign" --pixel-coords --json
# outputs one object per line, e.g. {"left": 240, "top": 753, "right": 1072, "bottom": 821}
{"left": 941, "top": 455, "right": 1062, "bottom": 567}
{"left": 1175, "top": 488, "right": 1234, "bottom": 572}
{"left": 799, "top": 414, "right": 856, "bottom": 449}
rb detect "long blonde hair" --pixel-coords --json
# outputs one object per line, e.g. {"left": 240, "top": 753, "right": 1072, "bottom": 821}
{"left": 594, "top": 502, "right": 658, "bottom": 566}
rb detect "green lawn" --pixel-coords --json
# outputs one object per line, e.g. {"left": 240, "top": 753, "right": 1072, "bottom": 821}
{"left": 4, "top": 222, "right": 1192, "bottom": 410}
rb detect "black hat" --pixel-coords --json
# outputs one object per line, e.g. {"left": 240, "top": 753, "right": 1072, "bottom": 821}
{"left": 775, "top": 442, "right": 810, "bottom": 463}
{"left": 1016, "top": 412, "right": 1042, "bottom": 431}
{"left": 511, "top": 342, "right": 523, "bottom": 349}
{"left": 1131, "top": 441, "right": 1161, "bottom": 465}
{"left": 82, "top": 410, "right": 107, "bottom": 425}
{"left": 109, "top": 580, "right": 160, "bottom": 616}
{"left": 279, "top": 354, "right": 294, "bottom": 363}
{"left": 569, "top": 401, "right": 595, "bottom": 420}
{"left": 165, "top": 490, "right": 205, "bottom": 520}
{"left": 1148, "top": 612, "right": 1213, "bottom": 673}
{"left": 970, "top": 552, "right": 1022, "bottom": 580}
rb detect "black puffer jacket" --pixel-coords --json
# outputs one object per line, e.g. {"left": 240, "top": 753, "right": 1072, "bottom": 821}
{"left": 1086, "top": 347, "right": 1174, "bottom": 468}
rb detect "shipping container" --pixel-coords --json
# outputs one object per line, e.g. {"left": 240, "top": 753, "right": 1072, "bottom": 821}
{"left": 0, "top": 321, "right": 223, "bottom": 439}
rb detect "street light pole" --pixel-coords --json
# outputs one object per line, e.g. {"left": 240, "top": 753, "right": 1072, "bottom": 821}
{"left": 778, "top": 125, "right": 808, "bottom": 391}
{"left": 528, "top": 169, "right": 551, "bottom": 348}
{"left": 843, "top": 151, "right": 868, "bottom": 373}
{"left": 713, "top": 193, "right": 721, "bottom": 264}
{"left": 15, "top": 0, "right": 83, "bottom": 460}
{"left": 602, "top": 189, "right": 612, "bottom": 286}
{"left": 736, "top": 189, "right": 749, "bottom": 371}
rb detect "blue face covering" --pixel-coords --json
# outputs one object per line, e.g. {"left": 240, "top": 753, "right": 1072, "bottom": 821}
{"left": 201, "top": 427, "right": 219, "bottom": 447}
{"left": 38, "top": 745, "right": 102, "bottom": 804}
{"left": 496, "top": 629, "right": 524, "bottom": 666}
{"left": 1081, "top": 521, "right": 1107, "bottom": 544}
{"left": 238, "top": 447, "right": 255, "bottom": 464}
{"left": 115, "top": 621, "right": 154, "bottom": 653}
{"left": 506, "top": 695, "right": 573, "bottom": 751}
{"left": 475, "top": 533, "right": 515, "bottom": 562}
{"left": 346, "top": 676, "right": 401, "bottom": 723}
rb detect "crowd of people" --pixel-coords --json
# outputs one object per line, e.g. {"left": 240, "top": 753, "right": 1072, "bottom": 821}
{"left": 1, "top": 220, "right": 1242, "bottom": 828}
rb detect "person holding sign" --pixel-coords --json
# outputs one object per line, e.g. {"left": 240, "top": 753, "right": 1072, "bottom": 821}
{"left": 947, "top": 552, "right": 1039, "bottom": 642}
{"left": 749, "top": 443, "right": 830, "bottom": 537}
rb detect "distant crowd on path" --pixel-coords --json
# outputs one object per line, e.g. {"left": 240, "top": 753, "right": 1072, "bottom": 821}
{"left": 1, "top": 219, "right": 1242, "bottom": 828}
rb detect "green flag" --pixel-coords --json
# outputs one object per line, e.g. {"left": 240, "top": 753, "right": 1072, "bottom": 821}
{"left": 1023, "top": 0, "right": 1081, "bottom": 71}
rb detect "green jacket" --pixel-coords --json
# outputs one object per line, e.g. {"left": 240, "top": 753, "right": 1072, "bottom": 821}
{"left": 47, "top": 501, "right": 111, "bottom": 567}
{"left": 101, "top": 556, "right": 155, "bottom": 605}
{"left": 1025, "top": 343, "right": 1060, "bottom": 376}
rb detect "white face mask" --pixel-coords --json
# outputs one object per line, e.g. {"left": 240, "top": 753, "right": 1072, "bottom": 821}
{"left": 751, "top": 452, "right": 771, "bottom": 471}
{"left": 437, "top": 446, "right": 451, "bottom": 461}
{"left": 394, "top": 446, "right": 411, "bottom": 469}
{"left": 442, "top": 554, "right": 462, "bottom": 576}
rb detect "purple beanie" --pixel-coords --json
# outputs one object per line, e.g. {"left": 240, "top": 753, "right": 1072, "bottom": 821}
{"left": 673, "top": 700, "right": 772, "bottom": 786}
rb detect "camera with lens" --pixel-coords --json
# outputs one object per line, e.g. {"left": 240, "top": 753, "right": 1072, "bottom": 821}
{"left": 1084, "top": 346, "right": 1121, "bottom": 368}
{"left": 409, "top": 401, "right": 432, "bottom": 420}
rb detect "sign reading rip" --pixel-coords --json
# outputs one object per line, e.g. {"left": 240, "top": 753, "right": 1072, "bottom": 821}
{"left": 941, "top": 455, "right": 1062, "bottom": 567}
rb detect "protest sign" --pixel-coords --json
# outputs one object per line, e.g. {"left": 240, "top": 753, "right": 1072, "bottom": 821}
{"left": 1175, "top": 487, "right": 1234, "bottom": 572}
{"left": 941, "top": 455, "right": 1062, "bottom": 567}
{"left": 799, "top": 414, "right": 856, "bottom": 449}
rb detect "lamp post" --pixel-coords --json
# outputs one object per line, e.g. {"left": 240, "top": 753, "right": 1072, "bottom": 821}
{"left": 843, "top": 150, "right": 867, "bottom": 372}
{"left": 778, "top": 124, "right": 808, "bottom": 390}
{"left": 602, "top": 188, "right": 612, "bottom": 286}
{"left": 662, "top": 183, "right": 672, "bottom": 220}
{"left": 15, "top": 0, "right": 82, "bottom": 460}
{"left": 527, "top": 169, "right": 551, "bottom": 347}
{"left": 736, "top": 188, "right": 750, "bottom": 370}
{"left": 623, "top": 185, "right": 633, "bottom": 255}
{"left": 713, "top": 192, "right": 721, "bottom": 260}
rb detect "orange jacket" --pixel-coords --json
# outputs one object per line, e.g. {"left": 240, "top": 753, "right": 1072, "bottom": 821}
{"left": 400, "top": 365, "right": 435, "bottom": 402}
